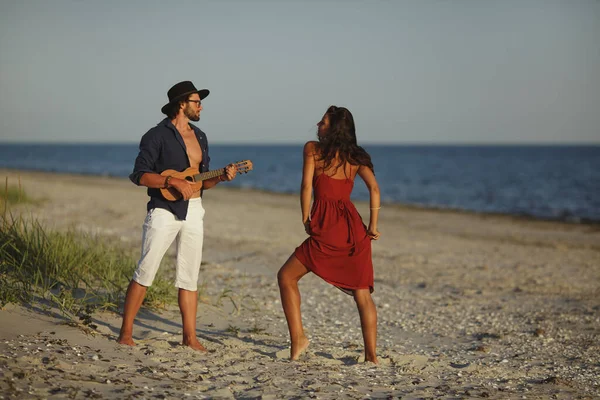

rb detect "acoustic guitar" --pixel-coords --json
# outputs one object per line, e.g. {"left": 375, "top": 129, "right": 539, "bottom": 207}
{"left": 160, "top": 160, "right": 253, "bottom": 201}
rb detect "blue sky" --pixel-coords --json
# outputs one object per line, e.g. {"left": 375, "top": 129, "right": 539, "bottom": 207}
{"left": 0, "top": 0, "right": 598, "bottom": 144}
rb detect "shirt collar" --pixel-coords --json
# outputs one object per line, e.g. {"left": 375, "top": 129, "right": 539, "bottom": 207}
{"left": 160, "top": 117, "right": 202, "bottom": 136}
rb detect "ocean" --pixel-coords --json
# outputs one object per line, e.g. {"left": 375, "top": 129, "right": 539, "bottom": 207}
{"left": 0, "top": 143, "right": 598, "bottom": 223}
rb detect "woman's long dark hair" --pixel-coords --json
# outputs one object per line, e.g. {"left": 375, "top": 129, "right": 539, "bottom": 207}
{"left": 316, "top": 105, "right": 374, "bottom": 174}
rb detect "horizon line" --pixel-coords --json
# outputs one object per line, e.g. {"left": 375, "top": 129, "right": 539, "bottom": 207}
{"left": 0, "top": 141, "right": 599, "bottom": 147}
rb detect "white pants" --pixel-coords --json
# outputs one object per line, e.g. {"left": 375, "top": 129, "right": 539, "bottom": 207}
{"left": 133, "top": 198, "right": 205, "bottom": 291}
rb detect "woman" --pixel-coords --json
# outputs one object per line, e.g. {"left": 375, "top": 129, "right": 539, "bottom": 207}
{"left": 277, "top": 105, "right": 381, "bottom": 363}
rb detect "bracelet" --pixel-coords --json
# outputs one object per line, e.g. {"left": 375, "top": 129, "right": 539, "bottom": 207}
{"left": 370, "top": 206, "right": 381, "bottom": 210}
{"left": 163, "top": 176, "right": 172, "bottom": 188}
{"left": 218, "top": 174, "right": 226, "bottom": 182}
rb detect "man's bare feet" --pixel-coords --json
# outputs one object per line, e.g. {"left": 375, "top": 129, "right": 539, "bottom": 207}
{"left": 290, "top": 336, "right": 309, "bottom": 361}
{"left": 117, "top": 334, "right": 136, "bottom": 346}
{"left": 183, "top": 337, "right": 208, "bottom": 352}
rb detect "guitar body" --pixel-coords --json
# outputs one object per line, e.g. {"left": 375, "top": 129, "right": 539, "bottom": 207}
{"left": 158, "top": 160, "right": 253, "bottom": 201}
{"left": 160, "top": 167, "right": 203, "bottom": 201}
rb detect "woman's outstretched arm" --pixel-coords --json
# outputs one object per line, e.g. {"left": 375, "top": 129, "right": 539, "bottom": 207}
{"left": 358, "top": 165, "right": 381, "bottom": 240}
{"left": 300, "top": 142, "right": 317, "bottom": 230}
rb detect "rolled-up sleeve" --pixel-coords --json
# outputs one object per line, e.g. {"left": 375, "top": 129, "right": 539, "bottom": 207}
{"left": 129, "top": 130, "right": 161, "bottom": 185}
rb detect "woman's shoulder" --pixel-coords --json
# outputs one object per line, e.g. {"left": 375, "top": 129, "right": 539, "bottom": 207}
{"left": 303, "top": 141, "right": 319, "bottom": 154}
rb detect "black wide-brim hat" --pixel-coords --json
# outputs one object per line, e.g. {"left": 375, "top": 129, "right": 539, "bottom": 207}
{"left": 161, "top": 81, "right": 209, "bottom": 114}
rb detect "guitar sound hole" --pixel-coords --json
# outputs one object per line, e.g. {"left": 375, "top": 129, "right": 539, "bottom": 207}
{"left": 185, "top": 176, "right": 193, "bottom": 182}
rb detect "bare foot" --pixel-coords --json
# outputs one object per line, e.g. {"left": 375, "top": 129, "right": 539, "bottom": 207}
{"left": 117, "top": 334, "right": 136, "bottom": 346}
{"left": 183, "top": 338, "right": 208, "bottom": 352}
{"left": 365, "top": 355, "right": 379, "bottom": 365}
{"left": 290, "top": 336, "right": 309, "bottom": 361}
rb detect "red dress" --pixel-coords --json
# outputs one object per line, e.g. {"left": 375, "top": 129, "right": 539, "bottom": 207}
{"left": 294, "top": 173, "right": 374, "bottom": 294}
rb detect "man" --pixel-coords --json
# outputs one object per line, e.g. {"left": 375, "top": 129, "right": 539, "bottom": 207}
{"left": 117, "top": 81, "right": 236, "bottom": 351}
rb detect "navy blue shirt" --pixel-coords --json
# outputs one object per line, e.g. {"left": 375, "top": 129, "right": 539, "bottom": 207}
{"left": 130, "top": 118, "right": 210, "bottom": 220}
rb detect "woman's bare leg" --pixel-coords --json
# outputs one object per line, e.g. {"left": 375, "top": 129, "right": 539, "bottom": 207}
{"left": 353, "top": 289, "right": 378, "bottom": 364}
{"left": 277, "top": 254, "right": 310, "bottom": 360}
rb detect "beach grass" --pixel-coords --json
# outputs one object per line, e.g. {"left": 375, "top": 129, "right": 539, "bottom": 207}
{"left": 1, "top": 179, "right": 33, "bottom": 210}
{"left": 0, "top": 180, "right": 240, "bottom": 328}
{"left": 0, "top": 201, "right": 175, "bottom": 326}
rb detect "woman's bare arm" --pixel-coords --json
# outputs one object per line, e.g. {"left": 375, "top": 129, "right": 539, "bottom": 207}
{"left": 300, "top": 141, "right": 317, "bottom": 228}
{"left": 357, "top": 165, "right": 381, "bottom": 239}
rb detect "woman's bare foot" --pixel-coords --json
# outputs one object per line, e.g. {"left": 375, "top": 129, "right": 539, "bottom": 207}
{"left": 183, "top": 337, "right": 208, "bottom": 352}
{"left": 290, "top": 336, "right": 309, "bottom": 361}
{"left": 365, "top": 355, "right": 379, "bottom": 365}
{"left": 117, "top": 334, "right": 135, "bottom": 346}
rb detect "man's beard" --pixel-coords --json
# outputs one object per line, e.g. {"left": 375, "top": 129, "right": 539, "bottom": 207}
{"left": 184, "top": 105, "right": 200, "bottom": 121}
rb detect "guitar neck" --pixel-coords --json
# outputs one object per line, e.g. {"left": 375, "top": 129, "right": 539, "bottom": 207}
{"left": 193, "top": 168, "right": 225, "bottom": 182}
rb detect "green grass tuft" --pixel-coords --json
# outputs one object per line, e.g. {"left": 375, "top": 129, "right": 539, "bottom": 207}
{"left": 0, "top": 182, "right": 199, "bottom": 329}
{"left": 1, "top": 182, "right": 32, "bottom": 209}
{"left": 0, "top": 211, "right": 173, "bottom": 326}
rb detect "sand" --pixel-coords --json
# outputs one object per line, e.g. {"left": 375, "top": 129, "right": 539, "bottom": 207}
{"left": 1, "top": 169, "right": 599, "bottom": 399}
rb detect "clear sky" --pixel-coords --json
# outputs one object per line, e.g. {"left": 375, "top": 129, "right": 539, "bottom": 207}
{"left": 0, "top": 0, "right": 598, "bottom": 144}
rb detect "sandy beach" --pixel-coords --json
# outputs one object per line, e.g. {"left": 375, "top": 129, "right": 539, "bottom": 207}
{"left": 1, "top": 168, "right": 599, "bottom": 399}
